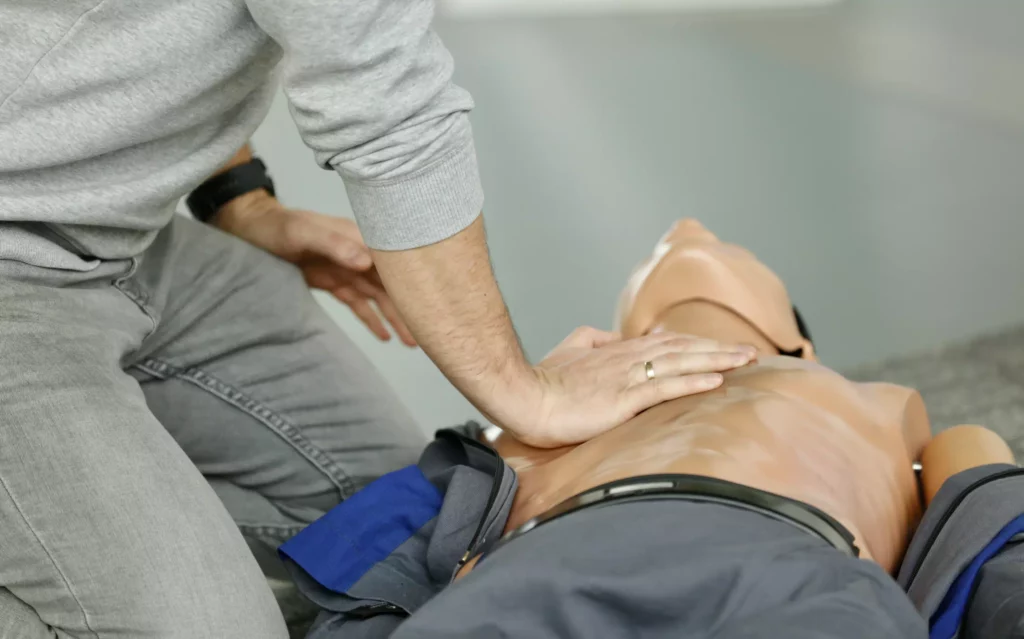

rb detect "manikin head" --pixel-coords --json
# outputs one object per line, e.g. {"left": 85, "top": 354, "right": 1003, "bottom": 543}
{"left": 617, "top": 219, "right": 815, "bottom": 360}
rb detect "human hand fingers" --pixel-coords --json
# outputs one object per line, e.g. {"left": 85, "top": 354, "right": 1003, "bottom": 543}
{"left": 354, "top": 278, "right": 416, "bottom": 347}
{"left": 288, "top": 212, "right": 371, "bottom": 271}
{"left": 550, "top": 326, "right": 622, "bottom": 352}
{"left": 334, "top": 287, "right": 391, "bottom": 341}
{"left": 627, "top": 350, "right": 755, "bottom": 386}
{"left": 624, "top": 372, "right": 725, "bottom": 414}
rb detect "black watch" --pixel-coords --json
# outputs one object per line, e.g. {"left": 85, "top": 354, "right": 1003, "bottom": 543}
{"left": 186, "top": 158, "right": 277, "bottom": 223}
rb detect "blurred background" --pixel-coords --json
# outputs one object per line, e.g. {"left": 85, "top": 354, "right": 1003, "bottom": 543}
{"left": 248, "top": 0, "right": 1024, "bottom": 434}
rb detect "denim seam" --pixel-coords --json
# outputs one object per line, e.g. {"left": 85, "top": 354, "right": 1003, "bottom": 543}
{"left": 113, "top": 259, "right": 158, "bottom": 341}
{"left": 0, "top": 474, "right": 100, "bottom": 639}
{"left": 133, "top": 357, "right": 357, "bottom": 499}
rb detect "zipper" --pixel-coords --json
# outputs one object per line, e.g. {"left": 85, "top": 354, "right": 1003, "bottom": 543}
{"left": 346, "top": 602, "right": 408, "bottom": 620}
{"left": 904, "top": 467, "right": 1024, "bottom": 587}
{"left": 436, "top": 429, "right": 507, "bottom": 574}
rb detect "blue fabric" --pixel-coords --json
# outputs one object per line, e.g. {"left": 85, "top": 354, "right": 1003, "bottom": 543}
{"left": 930, "top": 514, "right": 1024, "bottom": 639}
{"left": 279, "top": 465, "right": 443, "bottom": 593}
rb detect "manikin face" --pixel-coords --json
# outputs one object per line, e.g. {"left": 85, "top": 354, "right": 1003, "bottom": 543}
{"left": 618, "top": 219, "right": 814, "bottom": 359}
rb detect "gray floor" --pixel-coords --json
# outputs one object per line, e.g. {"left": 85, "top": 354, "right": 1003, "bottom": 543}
{"left": 848, "top": 324, "right": 1024, "bottom": 460}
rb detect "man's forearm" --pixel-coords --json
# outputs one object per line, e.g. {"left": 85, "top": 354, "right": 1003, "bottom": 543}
{"left": 371, "top": 215, "right": 539, "bottom": 432}
{"left": 216, "top": 143, "right": 254, "bottom": 174}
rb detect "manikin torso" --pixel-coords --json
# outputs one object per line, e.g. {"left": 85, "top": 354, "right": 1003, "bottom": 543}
{"left": 487, "top": 221, "right": 932, "bottom": 574}
{"left": 494, "top": 354, "right": 928, "bottom": 572}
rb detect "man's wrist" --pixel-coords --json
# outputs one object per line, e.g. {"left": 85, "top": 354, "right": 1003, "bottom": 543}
{"left": 211, "top": 189, "right": 279, "bottom": 233}
{"left": 370, "top": 216, "right": 550, "bottom": 442}
{"left": 188, "top": 145, "right": 276, "bottom": 224}
{"left": 456, "top": 305, "right": 539, "bottom": 431}
{"left": 481, "top": 359, "right": 552, "bottom": 444}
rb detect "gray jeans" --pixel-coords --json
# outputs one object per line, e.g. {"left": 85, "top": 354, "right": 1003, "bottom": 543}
{"left": 0, "top": 216, "right": 427, "bottom": 638}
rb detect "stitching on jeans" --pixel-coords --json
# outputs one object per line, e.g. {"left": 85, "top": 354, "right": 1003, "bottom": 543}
{"left": 113, "top": 259, "right": 158, "bottom": 341}
{"left": 134, "top": 358, "right": 175, "bottom": 379}
{"left": 0, "top": 475, "right": 100, "bottom": 638}
{"left": 133, "top": 357, "right": 358, "bottom": 499}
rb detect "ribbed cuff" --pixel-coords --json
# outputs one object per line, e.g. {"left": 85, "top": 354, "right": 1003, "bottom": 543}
{"left": 341, "top": 137, "right": 485, "bottom": 251}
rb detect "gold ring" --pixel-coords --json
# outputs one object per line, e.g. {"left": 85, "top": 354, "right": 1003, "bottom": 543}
{"left": 644, "top": 360, "right": 656, "bottom": 381}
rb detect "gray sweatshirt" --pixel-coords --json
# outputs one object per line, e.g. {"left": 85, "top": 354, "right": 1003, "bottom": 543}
{"left": 0, "top": 0, "right": 483, "bottom": 270}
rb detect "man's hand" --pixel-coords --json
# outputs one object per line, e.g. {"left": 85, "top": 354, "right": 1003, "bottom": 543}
{"left": 519, "top": 327, "right": 756, "bottom": 448}
{"left": 372, "top": 216, "right": 757, "bottom": 449}
{"left": 214, "top": 191, "right": 415, "bottom": 346}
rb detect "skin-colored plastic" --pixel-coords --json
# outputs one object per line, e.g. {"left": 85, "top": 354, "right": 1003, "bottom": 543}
{"left": 474, "top": 220, "right": 1012, "bottom": 576}
{"left": 920, "top": 425, "right": 1015, "bottom": 505}
{"left": 616, "top": 219, "right": 815, "bottom": 359}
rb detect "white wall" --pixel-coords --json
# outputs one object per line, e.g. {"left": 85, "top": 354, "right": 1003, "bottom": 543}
{"left": 249, "top": 2, "right": 1024, "bottom": 433}
{"left": 440, "top": 0, "right": 837, "bottom": 18}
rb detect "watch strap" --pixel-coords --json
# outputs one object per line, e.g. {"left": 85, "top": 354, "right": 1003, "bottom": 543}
{"left": 186, "top": 158, "right": 276, "bottom": 223}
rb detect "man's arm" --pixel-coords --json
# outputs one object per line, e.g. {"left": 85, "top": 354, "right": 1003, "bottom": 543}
{"left": 241, "top": 0, "right": 752, "bottom": 446}
{"left": 205, "top": 143, "right": 539, "bottom": 432}
{"left": 206, "top": 144, "right": 525, "bottom": 416}
{"left": 241, "top": 0, "right": 546, "bottom": 434}
{"left": 244, "top": 0, "right": 481, "bottom": 251}
{"left": 371, "top": 216, "right": 537, "bottom": 431}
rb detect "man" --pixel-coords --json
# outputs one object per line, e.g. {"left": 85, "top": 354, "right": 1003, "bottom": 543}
{"left": 280, "top": 220, "right": 1024, "bottom": 638}
{"left": 0, "top": 2, "right": 744, "bottom": 637}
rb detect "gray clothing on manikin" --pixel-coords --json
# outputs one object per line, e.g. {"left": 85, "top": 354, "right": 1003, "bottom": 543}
{"left": 1, "top": 0, "right": 482, "bottom": 261}
{"left": 287, "top": 432, "right": 1024, "bottom": 638}
{"left": 897, "top": 463, "right": 1024, "bottom": 638}
{"left": 397, "top": 501, "right": 925, "bottom": 639}
{"left": 284, "top": 429, "right": 927, "bottom": 639}
{"left": 0, "top": 216, "right": 427, "bottom": 638}
{"left": 285, "top": 427, "right": 518, "bottom": 638}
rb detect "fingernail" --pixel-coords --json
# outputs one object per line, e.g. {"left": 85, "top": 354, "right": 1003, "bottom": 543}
{"left": 701, "top": 373, "right": 724, "bottom": 388}
{"left": 340, "top": 249, "right": 370, "bottom": 268}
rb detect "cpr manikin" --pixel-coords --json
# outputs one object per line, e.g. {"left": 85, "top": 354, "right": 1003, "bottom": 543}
{"left": 282, "top": 219, "right": 1024, "bottom": 639}
{"left": 484, "top": 220, "right": 1014, "bottom": 574}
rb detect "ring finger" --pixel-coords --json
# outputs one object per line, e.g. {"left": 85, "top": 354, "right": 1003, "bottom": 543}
{"left": 628, "top": 350, "right": 753, "bottom": 386}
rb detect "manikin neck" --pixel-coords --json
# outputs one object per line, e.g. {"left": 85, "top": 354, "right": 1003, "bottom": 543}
{"left": 650, "top": 301, "right": 781, "bottom": 357}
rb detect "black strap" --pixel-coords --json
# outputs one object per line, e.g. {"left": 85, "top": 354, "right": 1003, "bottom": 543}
{"left": 779, "top": 304, "right": 814, "bottom": 358}
{"left": 186, "top": 158, "right": 276, "bottom": 223}
{"left": 482, "top": 473, "right": 859, "bottom": 563}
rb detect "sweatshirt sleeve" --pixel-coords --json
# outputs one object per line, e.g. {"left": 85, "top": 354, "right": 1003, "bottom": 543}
{"left": 244, "top": 0, "right": 484, "bottom": 250}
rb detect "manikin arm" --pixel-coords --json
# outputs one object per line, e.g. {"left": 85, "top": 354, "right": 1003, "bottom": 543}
{"left": 919, "top": 425, "right": 1016, "bottom": 505}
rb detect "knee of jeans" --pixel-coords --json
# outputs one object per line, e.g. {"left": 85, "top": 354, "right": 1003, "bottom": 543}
{"left": 2, "top": 570, "right": 286, "bottom": 639}
{"left": 74, "top": 527, "right": 291, "bottom": 638}
{"left": 106, "top": 567, "right": 288, "bottom": 638}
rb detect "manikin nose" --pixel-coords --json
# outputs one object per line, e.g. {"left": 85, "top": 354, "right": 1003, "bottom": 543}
{"left": 666, "top": 218, "right": 719, "bottom": 243}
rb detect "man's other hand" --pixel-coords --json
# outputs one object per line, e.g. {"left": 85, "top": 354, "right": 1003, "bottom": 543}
{"left": 214, "top": 191, "right": 415, "bottom": 346}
